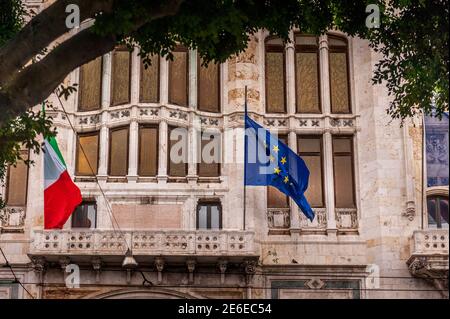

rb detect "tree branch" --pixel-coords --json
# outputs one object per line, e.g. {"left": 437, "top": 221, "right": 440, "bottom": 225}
{"left": 0, "top": 0, "right": 114, "bottom": 86}
{"left": 0, "top": 0, "right": 185, "bottom": 125}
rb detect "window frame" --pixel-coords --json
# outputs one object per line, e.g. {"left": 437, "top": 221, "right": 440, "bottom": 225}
{"left": 108, "top": 126, "right": 130, "bottom": 176}
{"left": 139, "top": 55, "right": 160, "bottom": 103}
{"left": 425, "top": 188, "right": 449, "bottom": 228}
{"left": 71, "top": 200, "right": 97, "bottom": 229}
{"left": 197, "top": 130, "right": 221, "bottom": 178}
{"left": 167, "top": 125, "right": 189, "bottom": 178}
{"left": 4, "top": 149, "right": 29, "bottom": 207}
{"left": 332, "top": 135, "right": 356, "bottom": 208}
{"left": 110, "top": 47, "right": 132, "bottom": 107}
{"left": 138, "top": 124, "right": 159, "bottom": 177}
{"left": 196, "top": 200, "right": 223, "bottom": 230}
{"left": 327, "top": 34, "right": 352, "bottom": 114}
{"left": 297, "top": 134, "right": 325, "bottom": 208}
{"left": 265, "top": 37, "right": 287, "bottom": 114}
{"left": 294, "top": 33, "right": 322, "bottom": 114}
{"left": 75, "top": 131, "right": 100, "bottom": 176}
{"left": 77, "top": 56, "right": 103, "bottom": 112}
{"left": 197, "top": 56, "right": 221, "bottom": 113}
{"left": 168, "top": 46, "right": 189, "bottom": 107}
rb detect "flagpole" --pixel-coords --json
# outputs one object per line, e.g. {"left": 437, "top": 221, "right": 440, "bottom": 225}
{"left": 243, "top": 86, "right": 248, "bottom": 231}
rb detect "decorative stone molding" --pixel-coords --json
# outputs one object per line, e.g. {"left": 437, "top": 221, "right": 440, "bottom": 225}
{"left": 335, "top": 208, "right": 358, "bottom": 231}
{"left": 407, "top": 229, "right": 449, "bottom": 298}
{"left": 305, "top": 278, "right": 325, "bottom": 289}
{"left": 154, "top": 257, "right": 165, "bottom": 284}
{"left": 299, "top": 208, "right": 327, "bottom": 230}
{"left": 0, "top": 206, "right": 26, "bottom": 233}
{"left": 217, "top": 258, "right": 228, "bottom": 284}
{"left": 267, "top": 208, "right": 290, "bottom": 229}
{"left": 91, "top": 257, "right": 102, "bottom": 283}
{"left": 402, "top": 200, "right": 416, "bottom": 221}
{"left": 186, "top": 258, "right": 196, "bottom": 284}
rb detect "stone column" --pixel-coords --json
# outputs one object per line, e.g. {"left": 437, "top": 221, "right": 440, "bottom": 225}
{"left": 157, "top": 120, "right": 168, "bottom": 183}
{"left": 127, "top": 120, "right": 139, "bottom": 182}
{"left": 324, "top": 131, "right": 337, "bottom": 234}
{"left": 289, "top": 131, "right": 300, "bottom": 231}
{"left": 97, "top": 123, "right": 109, "bottom": 180}
{"left": 189, "top": 50, "right": 198, "bottom": 109}
{"left": 130, "top": 48, "right": 140, "bottom": 105}
{"left": 101, "top": 53, "right": 112, "bottom": 109}
{"left": 318, "top": 35, "right": 331, "bottom": 115}
{"left": 286, "top": 31, "right": 296, "bottom": 115}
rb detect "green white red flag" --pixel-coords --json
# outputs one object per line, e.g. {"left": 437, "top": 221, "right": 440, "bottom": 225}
{"left": 43, "top": 136, "right": 82, "bottom": 229}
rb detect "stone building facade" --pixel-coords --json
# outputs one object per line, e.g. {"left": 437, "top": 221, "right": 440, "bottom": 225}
{"left": 0, "top": 0, "right": 448, "bottom": 299}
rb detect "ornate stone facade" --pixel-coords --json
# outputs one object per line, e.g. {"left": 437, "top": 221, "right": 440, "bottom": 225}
{"left": 0, "top": 0, "right": 448, "bottom": 299}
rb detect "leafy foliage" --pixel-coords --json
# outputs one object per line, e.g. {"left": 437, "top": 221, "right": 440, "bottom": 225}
{"left": 0, "top": 0, "right": 25, "bottom": 46}
{"left": 368, "top": 0, "right": 449, "bottom": 120}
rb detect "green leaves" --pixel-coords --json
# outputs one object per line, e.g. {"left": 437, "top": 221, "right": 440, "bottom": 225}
{"left": 369, "top": 0, "right": 449, "bottom": 120}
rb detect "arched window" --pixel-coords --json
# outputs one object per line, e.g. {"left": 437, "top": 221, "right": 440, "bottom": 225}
{"left": 295, "top": 34, "right": 321, "bottom": 113}
{"left": 265, "top": 37, "right": 286, "bottom": 113}
{"left": 328, "top": 34, "right": 350, "bottom": 114}
{"left": 427, "top": 195, "right": 449, "bottom": 228}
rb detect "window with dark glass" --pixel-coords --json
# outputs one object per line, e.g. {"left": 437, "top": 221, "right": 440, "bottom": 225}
{"left": 78, "top": 56, "right": 102, "bottom": 111}
{"left": 265, "top": 37, "right": 286, "bottom": 113}
{"left": 76, "top": 132, "right": 99, "bottom": 176}
{"left": 267, "top": 135, "right": 289, "bottom": 208}
{"left": 197, "top": 201, "right": 222, "bottom": 229}
{"left": 140, "top": 54, "right": 160, "bottom": 103}
{"left": 332, "top": 136, "right": 355, "bottom": 208}
{"left": 295, "top": 35, "right": 321, "bottom": 113}
{"left": 169, "top": 46, "right": 189, "bottom": 106}
{"left": 198, "top": 56, "right": 220, "bottom": 112}
{"left": 298, "top": 136, "right": 324, "bottom": 207}
{"left": 168, "top": 126, "right": 188, "bottom": 177}
{"left": 427, "top": 195, "right": 449, "bottom": 228}
{"left": 138, "top": 125, "right": 158, "bottom": 176}
{"left": 198, "top": 131, "right": 221, "bottom": 177}
{"left": 72, "top": 201, "right": 97, "bottom": 228}
{"left": 328, "top": 35, "right": 350, "bottom": 113}
{"left": 111, "top": 48, "right": 131, "bottom": 106}
{"left": 5, "top": 149, "right": 29, "bottom": 206}
{"left": 108, "top": 126, "right": 129, "bottom": 176}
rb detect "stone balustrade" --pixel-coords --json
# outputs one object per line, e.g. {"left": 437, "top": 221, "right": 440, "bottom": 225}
{"left": 30, "top": 229, "right": 256, "bottom": 257}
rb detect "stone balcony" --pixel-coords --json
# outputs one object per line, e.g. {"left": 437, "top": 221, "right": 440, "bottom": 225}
{"left": 407, "top": 229, "right": 449, "bottom": 297}
{"left": 29, "top": 229, "right": 258, "bottom": 264}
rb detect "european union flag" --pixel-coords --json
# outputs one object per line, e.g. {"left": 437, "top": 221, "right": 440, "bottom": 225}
{"left": 244, "top": 113, "right": 315, "bottom": 221}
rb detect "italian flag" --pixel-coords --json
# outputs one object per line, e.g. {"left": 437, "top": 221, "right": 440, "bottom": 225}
{"left": 44, "top": 137, "right": 82, "bottom": 229}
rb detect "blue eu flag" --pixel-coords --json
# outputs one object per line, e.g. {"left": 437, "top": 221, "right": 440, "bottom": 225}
{"left": 244, "top": 113, "right": 315, "bottom": 221}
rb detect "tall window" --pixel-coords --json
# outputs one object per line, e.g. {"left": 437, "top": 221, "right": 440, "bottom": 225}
{"left": 298, "top": 136, "right": 324, "bottom": 207}
{"left": 76, "top": 132, "right": 99, "bottom": 176}
{"left": 198, "top": 56, "right": 220, "bottom": 112}
{"left": 168, "top": 126, "right": 188, "bottom": 177}
{"left": 169, "top": 46, "right": 189, "bottom": 106}
{"left": 108, "top": 126, "right": 129, "bottom": 176}
{"left": 72, "top": 201, "right": 97, "bottom": 229}
{"left": 332, "top": 136, "right": 355, "bottom": 208}
{"left": 267, "top": 135, "right": 289, "bottom": 208}
{"left": 198, "top": 131, "right": 221, "bottom": 177}
{"left": 140, "top": 54, "right": 160, "bottom": 103}
{"left": 78, "top": 57, "right": 102, "bottom": 111}
{"left": 295, "top": 35, "right": 321, "bottom": 113}
{"left": 265, "top": 37, "right": 286, "bottom": 113}
{"left": 5, "top": 149, "right": 29, "bottom": 206}
{"left": 138, "top": 125, "right": 158, "bottom": 176}
{"left": 427, "top": 195, "right": 449, "bottom": 228}
{"left": 328, "top": 35, "right": 350, "bottom": 113}
{"left": 111, "top": 48, "right": 131, "bottom": 106}
{"left": 197, "top": 201, "right": 222, "bottom": 229}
